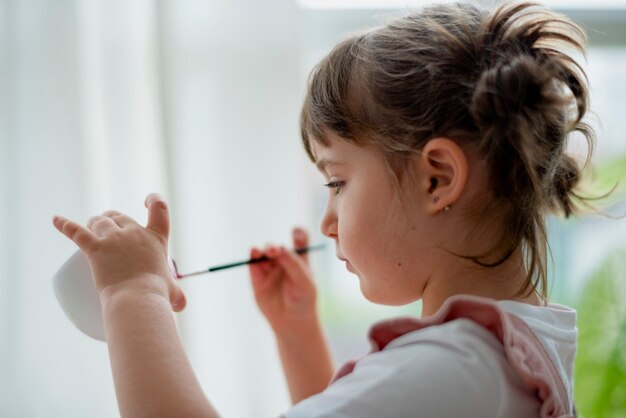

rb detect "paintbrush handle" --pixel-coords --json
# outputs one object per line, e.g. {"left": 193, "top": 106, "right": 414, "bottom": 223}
{"left": 177, "top": 243, "right": 326, "bottom": 278}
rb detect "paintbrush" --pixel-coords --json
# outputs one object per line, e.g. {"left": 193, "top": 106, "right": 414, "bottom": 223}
{"left": 173, "top": 243, "right": 326, "bottom": 278}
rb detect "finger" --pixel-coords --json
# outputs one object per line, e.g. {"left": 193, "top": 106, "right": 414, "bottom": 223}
{"left": 263, "top": 244, "right": 279, "bottom": 274}
{"left": 249, "top": 246, "right": 275, "bottom": 280}
{"left": 53, "top": 215, "right": 98, "bottom": 251}
{"left": 248, "top": 248, "right": 263, "bottom": 278}
{"left": 88, "top": 212, "right": 125, "bottom": 230}
{"left": 252, "top": 262, "right": 283, "bottom": 295}
{"left": 102, "top": 210, "right": 136, "bottom": 228}
{"left": 87, "top": 215, "right": 102, "bottom": 229}
{"left": 276, "top": 245, "right": 313, "bottom": 287}
{"left": 171, "top": 286, "right": 187, "bottom": 313}
{"left": 267, "top": 244, "right": 281, "bottom": 259}
{"left": 251, "top": 247, "right": 263, "bottom": 259}
{"left": 253, "top": 246, "right": 277, "bottom": 273}
{"left": 87, "top": 214, "right": 123, "bottom": 229}
{"left": 87, "top": 215, "right": 119, "bottom": 237}
{"left": 292, "top": 227, "right": 309, "bottom": 264}
{"left": 145, "top": 193, "right": 170, "bottom": 239}
{"left": 249, "top": 248, "right": 276, "bottom": 291}
{"left": 248, "top": 247, "right": 269, "bottom": 268}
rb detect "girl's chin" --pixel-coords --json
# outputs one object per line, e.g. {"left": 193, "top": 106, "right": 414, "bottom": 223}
{"left": 359, "top": 280, "right": 420, "bottom": 306}
{"left": 358, "top": 280, "right": 388, "bottom": 304}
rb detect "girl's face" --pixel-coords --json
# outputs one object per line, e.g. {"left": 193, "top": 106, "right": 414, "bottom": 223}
{"left": 312, "top": 131, "right": 441, "bottom": 306}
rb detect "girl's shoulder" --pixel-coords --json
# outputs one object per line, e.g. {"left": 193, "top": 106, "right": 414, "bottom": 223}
{"left": 285, "top": 318, "right": 537, "bottom": 418}
{"left": 379, "top": 298, "right": 577, "bottom": 370}
{"left": 284, "top": 295, "right": 577, "bottom": 418}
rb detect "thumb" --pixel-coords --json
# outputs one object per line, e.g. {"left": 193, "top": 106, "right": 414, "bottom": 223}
{"left": 292, "top": 227, "right": 309, "bottom": 264}
{"left": 145, "top": 193, "right": 170, "bottom": 238}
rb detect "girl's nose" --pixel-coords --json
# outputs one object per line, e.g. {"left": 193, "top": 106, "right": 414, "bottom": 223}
{"left": 320, "top": 204, "right": 338, "bottom": 239}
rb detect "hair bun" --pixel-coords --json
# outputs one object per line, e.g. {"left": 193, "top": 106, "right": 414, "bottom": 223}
{"left": 552, "top": 154, "right": 580, "bottom": 217}
{"left": 470, "top": 55, "right": 550, "bottom": 130}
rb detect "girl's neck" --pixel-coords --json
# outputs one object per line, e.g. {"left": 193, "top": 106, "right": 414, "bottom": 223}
{"left": 420, "top": 249, "right": 541, "bottom": 317}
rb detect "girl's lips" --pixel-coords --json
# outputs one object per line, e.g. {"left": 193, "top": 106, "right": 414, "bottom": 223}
{"left": 337, "top": 255, "right": 354, "bottom": 272}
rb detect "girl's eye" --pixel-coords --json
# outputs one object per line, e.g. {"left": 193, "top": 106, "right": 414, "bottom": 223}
{"left": 324, "top": 180, "right": 345, "bottom": 195}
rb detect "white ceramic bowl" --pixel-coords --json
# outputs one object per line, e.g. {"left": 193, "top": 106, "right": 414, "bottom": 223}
{"left": 53, "top": 250, "right": 177, "bottom": 342}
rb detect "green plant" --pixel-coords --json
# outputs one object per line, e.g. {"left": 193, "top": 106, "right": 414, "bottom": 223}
{"left": 574, "top": 251, "right": 626, "bottom": 417}
{"left": 578, "top": 155, "right": 626, "bottom": 209}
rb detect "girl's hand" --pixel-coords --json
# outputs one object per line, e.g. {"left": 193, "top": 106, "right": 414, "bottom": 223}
{"left": 52, "top": 193, "right": 186, "bottom": 312}
{"left": 249, "top": 227, "right": 318, "bottom": 334}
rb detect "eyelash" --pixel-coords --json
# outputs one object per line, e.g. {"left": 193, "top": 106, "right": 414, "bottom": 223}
{"left": 324, "top": 180, "right": 345, "bottom": 195}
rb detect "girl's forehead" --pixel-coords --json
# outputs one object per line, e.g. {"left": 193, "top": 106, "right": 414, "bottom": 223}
{"left": 312, "top": 134, "right": 386, "bottom": 176}
{"left": 310, "top": 133, "right": 337, "bottom": 161}
{"left": 311, "top": 139, "right": 347, "bottom": 176}
{"left": 311, "top": 131, "right": 357, "bottom": 158}
{"left": 311, "top": 135, "right": 353, "bottom": 165}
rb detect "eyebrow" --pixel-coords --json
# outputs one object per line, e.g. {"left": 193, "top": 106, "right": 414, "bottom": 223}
{"left": 315, "top": 158, "right": 344, "bottom": 173}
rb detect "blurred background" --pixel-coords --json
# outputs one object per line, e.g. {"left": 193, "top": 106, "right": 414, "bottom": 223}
{"left": 1, "top": 0, "right": 625, "bottom": 417}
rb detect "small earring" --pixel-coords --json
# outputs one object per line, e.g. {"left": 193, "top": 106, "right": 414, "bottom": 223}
{"left": 443, "top": 205, "right": 451, "bottom": 212}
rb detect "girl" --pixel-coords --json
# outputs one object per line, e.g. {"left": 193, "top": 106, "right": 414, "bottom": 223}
{"left": 53, "top": 2, "right": 594, "bottom": 417}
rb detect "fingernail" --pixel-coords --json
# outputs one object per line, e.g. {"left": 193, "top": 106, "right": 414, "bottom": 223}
{"left": 294, "top": 229, "right": 304, "bottom": 239}
{"left": 145, "top": 192, "right": 164, "bottom": 206}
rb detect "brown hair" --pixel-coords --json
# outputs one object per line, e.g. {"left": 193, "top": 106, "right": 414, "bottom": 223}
{"left": 300, "top": 1, "right": 596, "bottom": 300}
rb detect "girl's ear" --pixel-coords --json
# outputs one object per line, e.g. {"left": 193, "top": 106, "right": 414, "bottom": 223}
{"left": 418, "top": 137, "right": 468, "bottom": 214}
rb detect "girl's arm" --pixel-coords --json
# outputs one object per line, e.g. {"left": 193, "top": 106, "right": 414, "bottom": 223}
{"left": 249, "top": 231, "right": 334, "bottom": 404}
{"left": 53, "top": 194, "right": 220, "bottom": 418}
{"left": 101, "top": 283, "right": 219, "bottom": 418}
{"left": 275, "top": 315, "right": 334, "bottom": 404}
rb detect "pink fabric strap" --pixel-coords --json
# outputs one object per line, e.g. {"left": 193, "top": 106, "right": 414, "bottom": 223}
{"left": 330, "top": 295, "right": 575, "bottom": 418}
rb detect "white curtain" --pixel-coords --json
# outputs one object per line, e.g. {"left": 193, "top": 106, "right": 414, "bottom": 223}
{"left": 157, "top": 0, "right": 309, "bottom": 417}
{"left": 1, "top": 0, "right": 170, "bottom": 416}
{"left": 3, "top": 1, "right": 626, "bottom": 417}
{"left": 0, "top": 0, "right": 312, "bottom": 416}
{"left": 0, "top": 0, "right": 127, "bottom": 416}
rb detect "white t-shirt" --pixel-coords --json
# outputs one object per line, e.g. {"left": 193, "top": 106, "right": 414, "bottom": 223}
{"left": 283, "top": 300, "right": 577, "bottom": 418}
